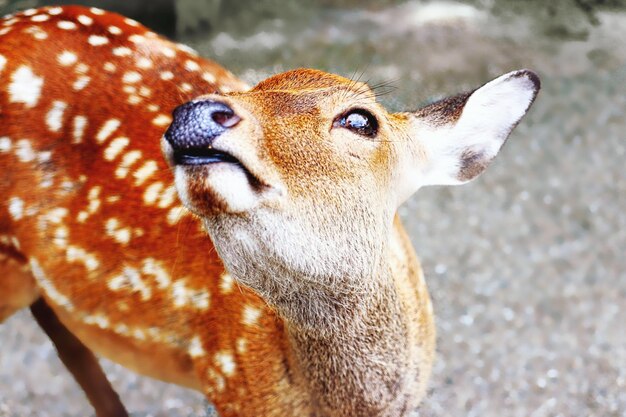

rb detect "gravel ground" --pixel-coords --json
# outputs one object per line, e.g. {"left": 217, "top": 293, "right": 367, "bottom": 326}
{"left": 1, "top": 2, "right": 624, "bottom": 416}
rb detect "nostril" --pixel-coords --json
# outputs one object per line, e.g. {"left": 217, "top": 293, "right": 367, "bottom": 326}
{"left": 165, "top": 100, "right": 239, "bottom": 150}
{"left": 212, "top": 111, "right": 241, "bottom": 128}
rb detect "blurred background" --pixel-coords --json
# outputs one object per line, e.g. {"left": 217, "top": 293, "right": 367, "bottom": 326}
{"left": 0, "top": 0, "right": 624, "bottom": 416}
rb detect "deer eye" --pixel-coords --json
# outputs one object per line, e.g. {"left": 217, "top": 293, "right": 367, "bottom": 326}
{"left": 334, "top": 109, "right": 378, "bottom": 138}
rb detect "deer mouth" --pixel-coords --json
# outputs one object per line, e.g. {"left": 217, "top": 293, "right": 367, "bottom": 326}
{"left": 173, "top": 146, "right": 264, "bottom": 190}
{"left": 173, "top": 147, "right": 240, "bottom": 166}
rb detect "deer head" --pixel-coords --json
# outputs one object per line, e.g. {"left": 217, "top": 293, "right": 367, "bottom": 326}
{"left": 163, "top": 68, "right": 539, "bottom": 330}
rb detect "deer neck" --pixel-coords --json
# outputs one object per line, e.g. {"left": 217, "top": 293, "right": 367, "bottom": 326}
{"left": 282, "top": 253, "right": 417, "bottom": 417}
{"left": 205, "top": 215, "right": 429, "bottom": 415}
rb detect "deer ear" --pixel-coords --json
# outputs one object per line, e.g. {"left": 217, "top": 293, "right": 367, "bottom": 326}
{"left": 411, "top": 69, "right": 540, "bottom": 187}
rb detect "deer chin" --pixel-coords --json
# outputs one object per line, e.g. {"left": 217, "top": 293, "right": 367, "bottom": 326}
{"left": 174, "top": 163, "right": 260, "bottom": 215}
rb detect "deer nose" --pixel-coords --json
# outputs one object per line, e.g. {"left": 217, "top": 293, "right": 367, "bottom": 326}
{"left": 165, "top": 100, "right": 240, "bottom": 150}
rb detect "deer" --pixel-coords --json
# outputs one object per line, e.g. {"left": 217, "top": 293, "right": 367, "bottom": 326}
{"left": 0, "top": 5, "right": 540, "bottom": 417}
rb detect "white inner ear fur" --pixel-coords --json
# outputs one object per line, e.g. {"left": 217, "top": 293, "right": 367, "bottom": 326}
{"left": 404, "top": 69, "right": 539, "bottom": 196}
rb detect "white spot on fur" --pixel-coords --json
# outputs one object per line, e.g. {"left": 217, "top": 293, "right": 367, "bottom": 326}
{"left": 138, "top": 86, "right": 152, "bottom": 98}
{"left": 242, "top": 305, "right": 262, "bottom": 326}
{"left": 166, "top": 206, "right": 188, "bottom": 225}
{"left": 206, "top": 369, "right": 225, "bottom": 393}
{"left": 133, "top": 328, "right": 146, "bottom": 340}
{"left": 185, "top": 60, "right": 200, "bottom": 72}
{"left": 72, "top": 116, "right": 88, "bottom": 144}
{"left": 141, "top": 258, "right": 171, "bottom": 289}
{"left": 113, "top": 47, "right": 132, "bottom": 57}
{"left": 161, "top": 47, "right": 176, "bottom": 58}
{"left": 57, "top": 21, "right": 77, "bottom": 30}
{"left": 236, "top": 338, "right": 247, "bottom": 354}
{"left": 46, "top": 101, "right": 67, "bottom": 132}
{"left": 143, "top": 182, "right": 163, "bottom": 205}
{"left": 152, "top": 114, "right": 171, "bottom": 127}
{"left": 180, "top": 83, "right": 193, "bottom": 93}
{"left": 114, "top": 323, "right": 130, "bottom": 336}
{"left": 171, "top": 280, "right": 210, "bottom": 310}
{"left": 122, "top": 71, "right": 141, "bottom": 84}
{"left": 66, "top": 245, "right": 100, "bottom": 272}
{"left": 23, "top": 26, "right": 48, "bottom": 40}
{"left": 15, "top": 140, "right": 36, "bottom": 162}
{"left": 0, "top": 55, "right": 6, "bottom": 74}
{"left": 115, "top": 150, "right": 142, "bottom": 178}
{"left": 133, "top": 160, "right": 158, "bottom": 186}
{"left": 77, "top": 15, "right": 93, "bottom": 26}
{"left": 127, "top": 95, "right": 142, "bottom": 105}
{"left": 23, "top": 8, "right": 37, "bottom": 16}
{"left": 202, "top": 72, "right": 216, "bottom": 84}
{"left": 90, "top": 7, "right": 105, "bottom": 15}
{"left": 108, "top": 25, "right": 122, "bottom": 35}
{"left": 9, "top": 66, "right": 43, "bottom": 108}
{"left": 103, "top": 62, "right": 116, "bottom": 72}
{"left": 73, "top": 76, "right": 91, "bottom": 91}
{"left": 53, "top": 226, "right": 69, "bottom": 248}
{"left": 105, "top": 218, "right": 132, "bottom": 245}
{"left": 37, "top": 151, "right": 51, "bottom": 163}
{"left": 0, "top": 28, "right": 11, "bottom": 36}
{"left": 214, "top": 351, "right": 236, "bottom": 376}
{"left": 96, "top": 119, "right": 121, "bottom": 143}
{"left": 43, "top": 207, "right": 69, "bottom": 224}
{"left": 160, "top": 71, "right": 174, "bottom": 81}
{"left": 30, "top": 258, "right": 75, "bottom": 311}
{"left": 84, "top": 186, "right": 102, "bottom": 218}
{"left": 0, "top": 137, "right": 11, "bottom": 153}
{"left": 48, "top": 7, "right": 63, "bottom": 15}
{"left": 128, "top": 34, "right": 146, "bottom": 44}
{"left": 157, "top": 186, "right": 177, "bottom": 208}
{"left": 124, "top": 18, "right": 139, "bottom": 27}
{"left": 188, "top": 336, "right": 205, "bottom": 358}
{"left": 147, "top": 104, "right": 160, "bottom": 112}
{"left": 136, "top": 58, "right": 152, "bottom": 69}
{"left": 83, "top": 314, "right": 110, "bottom": 330}
{"left": 42, "top": 207, "right": 68, "bottom": 225}
{"left": 219, "top": 273, "right": 234, "bottom": 294}
{"left": 31, "top": 14, "right": 49, "bottom": 22}
{"left": 87, "top": 185, "right": 101, "bottom": 200}
{"left": 8, "top": 197, "right": 24, "bottom": 220}
{"left": 58, "top": 51, "right": 77, "bottom": 66}
{"left": 88, "top": 35, "right": 109, "bottom": 46}
{"left": 104, "top": 137, "right": 129, "bottom": 161}
{"left": 108, "top": 266, "right": 151, "bottom": 300}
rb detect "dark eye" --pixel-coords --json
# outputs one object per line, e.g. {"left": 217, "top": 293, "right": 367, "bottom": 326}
{"left": 335, "top": 109, "right": 378, "bottom": 138}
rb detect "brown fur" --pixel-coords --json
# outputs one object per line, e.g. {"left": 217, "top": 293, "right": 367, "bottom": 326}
{"left": 1, "top": 6, "right": 538, "bottom": 417}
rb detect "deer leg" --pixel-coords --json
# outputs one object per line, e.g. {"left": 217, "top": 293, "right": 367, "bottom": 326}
{"left": 30, "top": 298, "right": 129, "bottom": 417}
{"left": 0, "top": 248, "right": 38, "bottom": 324}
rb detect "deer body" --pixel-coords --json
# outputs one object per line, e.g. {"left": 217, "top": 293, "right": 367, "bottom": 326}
{"left": 0, "top": 6, "right": 539, "bottom": 417}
